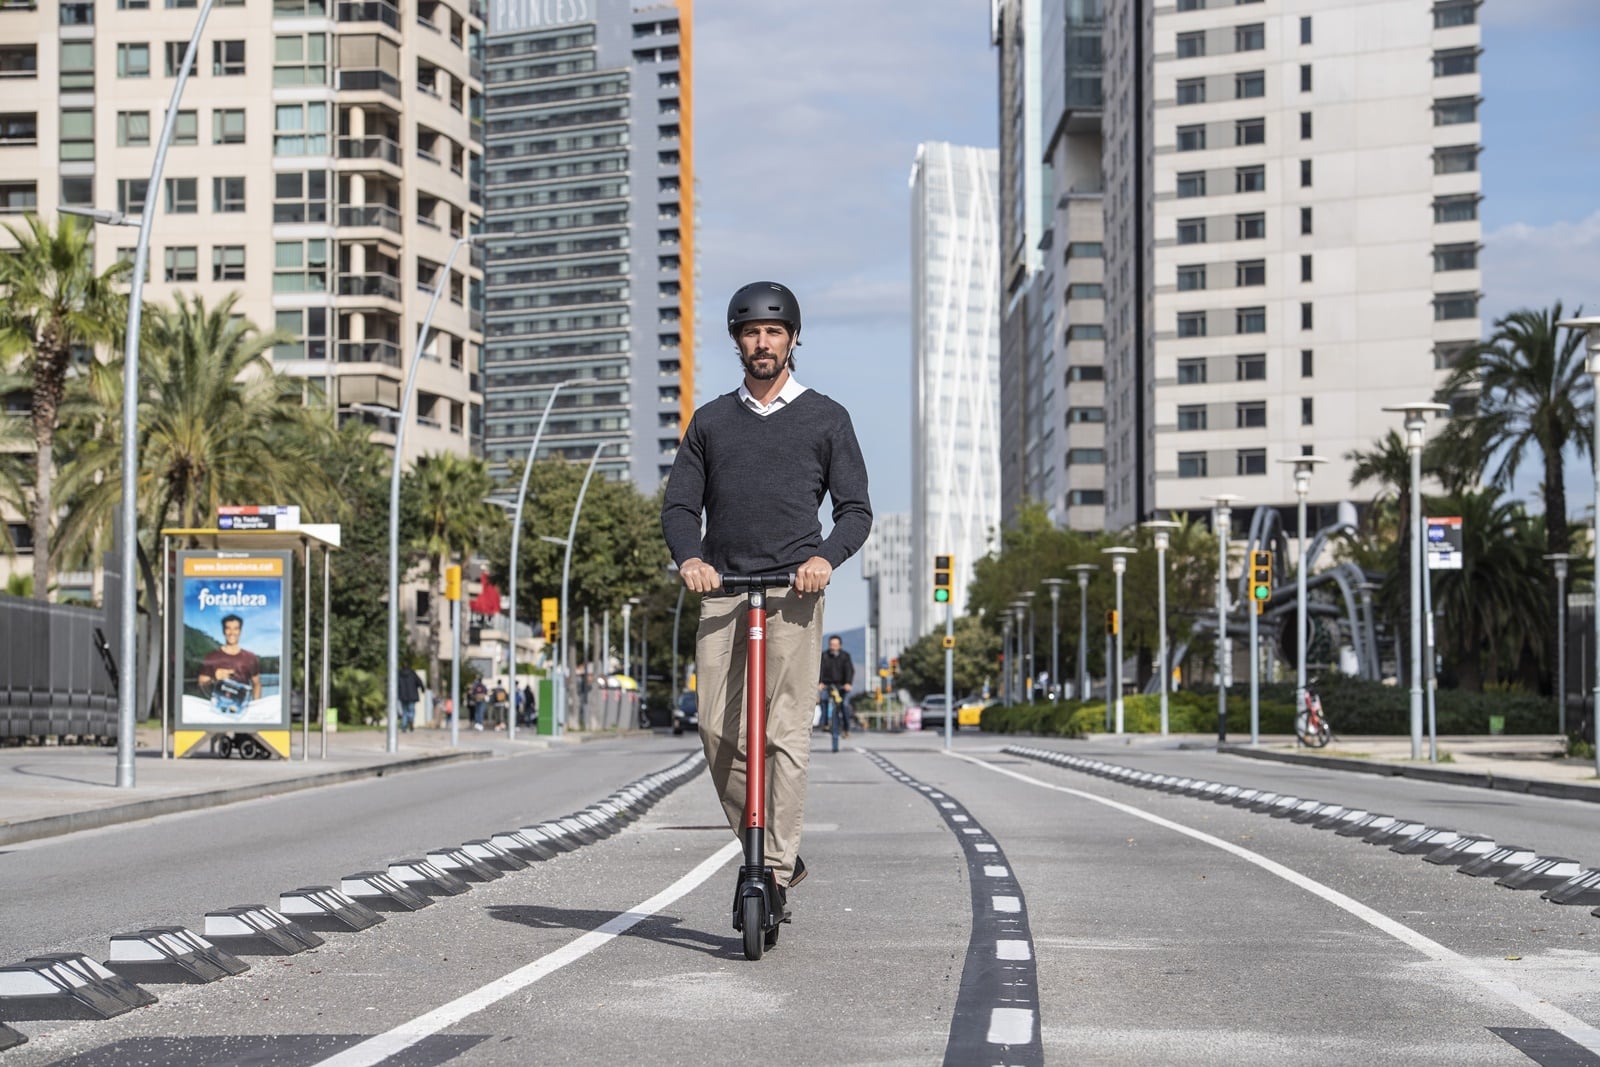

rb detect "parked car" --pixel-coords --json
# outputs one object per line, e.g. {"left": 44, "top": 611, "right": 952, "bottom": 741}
{"left": 672, "top": 691, "right": 698, "bottom": 736}
{"left": 918, "top": 694, "right": 954, "bottom": 732}
{"left": 916, "top": 694, "right": 990, "bottom": 732}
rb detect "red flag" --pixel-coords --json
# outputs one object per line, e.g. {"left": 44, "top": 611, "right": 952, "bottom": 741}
{"left": 471, "top": 576, "right": 502, "bottom": 616}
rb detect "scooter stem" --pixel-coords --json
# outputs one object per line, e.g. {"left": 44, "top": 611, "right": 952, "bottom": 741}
{"left": 743, "top": 587, "right": 767, "bottom": 835}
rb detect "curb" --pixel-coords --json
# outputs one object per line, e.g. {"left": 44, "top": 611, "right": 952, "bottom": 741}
{"left": 0, "top": 749, "right": 492, "bottom": 847}
{"left": 1218, "top": 744, "right": 1600, "bottom": 805}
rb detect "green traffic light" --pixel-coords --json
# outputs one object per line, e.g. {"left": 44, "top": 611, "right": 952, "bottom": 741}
{"left": 934, "top": 589, "right": 950, "bottom": 603}
{"left": 1253, "top": 585, "right": 1269, "bottom": 600}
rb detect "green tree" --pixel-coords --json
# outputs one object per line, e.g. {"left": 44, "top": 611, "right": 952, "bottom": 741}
{"left": 1440, "top": 303, "right": 1591, "bottom": 559}
{"left": 402, "top": 450, "right": 502, "bottom": 682}
{"left": 896, "top": 614, "right": 1001, "bottom": 698}
{"left": 0, "top": 215, "right": 129, "bottom": 600}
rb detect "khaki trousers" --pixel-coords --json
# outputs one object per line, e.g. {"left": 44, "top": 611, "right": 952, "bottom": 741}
{"left": 696, "top": 587, "right": 824, "bottom": 886}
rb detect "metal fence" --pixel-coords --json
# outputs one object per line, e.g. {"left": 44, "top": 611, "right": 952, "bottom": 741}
{"left": 0, "top": 594, "right": 119, "bottom": 741}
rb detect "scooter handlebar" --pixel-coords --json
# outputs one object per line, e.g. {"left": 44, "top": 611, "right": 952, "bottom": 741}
{"left": 719, "top": 573, "right": 797, "bottom": 591}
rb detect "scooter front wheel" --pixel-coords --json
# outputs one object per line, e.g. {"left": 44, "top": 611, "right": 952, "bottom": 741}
{"left": 742, "top": 896, "right": 765, "bottom": 960}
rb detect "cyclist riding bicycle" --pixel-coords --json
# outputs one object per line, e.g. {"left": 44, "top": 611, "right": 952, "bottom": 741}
{"left": 662, "top": 281, "right": 873, "bottom": 909}
{"left": 818, "top": 633, "right": 854, "bottom": 736}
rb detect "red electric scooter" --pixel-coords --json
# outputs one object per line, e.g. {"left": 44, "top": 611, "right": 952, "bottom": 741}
{"left": 720, "top": 573, "right": 795, "bottom": 961}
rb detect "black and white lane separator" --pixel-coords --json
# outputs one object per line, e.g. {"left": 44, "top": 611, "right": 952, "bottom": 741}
{"left": 1002, "top": 745, "right": 1600, "bottom": 918}
{"left": 864, "top": 751, "right": 1043, "bottom": 1067}
{"left": 0, "top": 751, "right": 707, "bottom": 1032}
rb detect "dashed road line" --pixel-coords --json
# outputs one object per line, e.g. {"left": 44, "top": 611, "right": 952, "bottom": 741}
{"left": 865, "top": 751, "right": 1042, "bottom": 1067}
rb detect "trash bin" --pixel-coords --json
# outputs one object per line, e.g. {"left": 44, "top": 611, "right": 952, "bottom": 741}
{"left": 1488, "top": 714, "right": 1504, "bottom": 736}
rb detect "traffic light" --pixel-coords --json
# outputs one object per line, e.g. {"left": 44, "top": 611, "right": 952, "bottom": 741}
{"left": 540, "top": 597, "right": 559, "bottom": 643}
{"left": 444, "top": 564, "right": 462, "bottom": 601}
{"left": 932, "top": 554, "right": 953, "bottom": 604}
{"left": 1104, "top": 609, "right": 1118, "bottom": 636}
{"left": 1250, "top": 550, "right": 1273, "bottom": 613}
{"left": 544, "top": 619, "right": 559, "bottom": 643}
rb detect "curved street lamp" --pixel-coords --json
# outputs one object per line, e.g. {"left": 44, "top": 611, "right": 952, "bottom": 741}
{"left": 1067, "top": 564, "right": 1098, "bottom": 702}
{"left": 556, "top": 440, "right": 623, "bottom": 733}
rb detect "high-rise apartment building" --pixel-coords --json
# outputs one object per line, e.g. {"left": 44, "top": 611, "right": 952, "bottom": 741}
{"left": 909, "top": 141, "right": 1001, "bottom": 639}
{"left": 859, "top": 510, "right": 913, "bottom": 674}
{"left": 481, "top": 0, "right": 694, "bottom": 488}
{"left": 1102, "top": 0, "right": 1482, "bottom": 527}
{"left": 0, "top": 0, "right": 486, "bottom": 463}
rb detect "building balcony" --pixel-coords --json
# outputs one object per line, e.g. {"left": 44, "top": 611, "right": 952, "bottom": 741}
{"left": 336, "top": 68, "right": 401, "bottom": 99}
{"left": 337, "top": 134, "right": 401, "bottom": 166}
{"left": 337, "top": 0, "right": 399, "bottom": 29}
{"left": 337, "top": 339, "right": 401, "bottom": 367}
{"left": 337, "top": 271, "right": 401, "bottom": 302}
{"left": 337, "top": 203, "right": 402, "bottom": 233}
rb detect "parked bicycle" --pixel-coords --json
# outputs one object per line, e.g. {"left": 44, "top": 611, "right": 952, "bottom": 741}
{"left": 1295, "top": 685, "right": 1331, "bottom": 748}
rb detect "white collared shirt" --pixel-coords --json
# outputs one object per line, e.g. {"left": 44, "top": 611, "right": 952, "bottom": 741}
{"left": 738, "top": 375, "right": 809, "bottom": 417}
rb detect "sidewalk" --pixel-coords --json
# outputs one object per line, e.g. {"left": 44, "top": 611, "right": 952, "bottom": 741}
{"left": 0, "top": 723, "right": 640, "bottom": 846}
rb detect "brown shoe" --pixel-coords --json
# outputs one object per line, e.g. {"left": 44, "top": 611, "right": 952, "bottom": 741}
{"left": 788, "top": 855, "right": 807, "bottom": 888}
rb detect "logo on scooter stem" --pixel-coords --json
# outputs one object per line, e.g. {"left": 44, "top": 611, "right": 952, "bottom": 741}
{"left": 748, "top": 625, "right": 764, "bottom": 640}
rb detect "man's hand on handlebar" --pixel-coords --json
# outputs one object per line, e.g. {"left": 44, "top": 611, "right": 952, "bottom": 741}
{"left": 795, "top": 556, "right": 832, "bottom": 596}
{"left": 678, "top": 558, "right": 722, "bottom": 594}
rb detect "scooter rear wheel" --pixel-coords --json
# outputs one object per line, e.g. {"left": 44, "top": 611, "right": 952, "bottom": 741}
{"left": 742, "top": 896, "right": 765, "bottom": 960}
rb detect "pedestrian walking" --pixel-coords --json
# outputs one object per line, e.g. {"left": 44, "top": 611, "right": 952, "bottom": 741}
{"left": 397, "top": 665, "right": 422, "bottom": 733}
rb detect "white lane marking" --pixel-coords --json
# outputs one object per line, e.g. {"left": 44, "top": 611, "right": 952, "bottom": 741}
{"left": 983, "top": 865, "right": 1009, "bottom": 878}
{"left": 996, "top": 940, "right": 1032, "bottom": 961}
{"left": 310, "top": 841, "right": 742, "bottom": 1067}
{"left": 956, "top": 752, "right": 1600, "bottom": 1055}
{"left": 975, "top": 843, "right": 998, "bottom": 853}
{"left": 987, "top": 1007, "right": 1035, "bottom": 1044}
{"left": 992, "top": 895, "right": 1021, "bottom": 913}
{"left": 962, "top": 828, "right": 982, "bottom": 835}
{"left": 940, "top": 802, "right": 957, "bottom": 809}
{"left": 952, "top": 815, "right": 969, "bottom": 822}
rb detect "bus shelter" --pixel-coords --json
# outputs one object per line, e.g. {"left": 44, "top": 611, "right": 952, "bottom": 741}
{"left": 159, "top": 526, "right": 340, "bottom": 760}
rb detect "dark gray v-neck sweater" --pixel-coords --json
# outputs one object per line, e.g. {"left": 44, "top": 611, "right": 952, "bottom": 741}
{"left": 661, "top": 389, "right": 873, "bottom": 576}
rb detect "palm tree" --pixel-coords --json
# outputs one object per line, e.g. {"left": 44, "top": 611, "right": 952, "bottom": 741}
{"left": 0, "top": 215, "right": 129, "bottom": 600}
{"left": 403, "top": 451, "right": 501, "bottom": 683}
{"left": 1441, "top": 303, "right": 1592, "bottom": 559}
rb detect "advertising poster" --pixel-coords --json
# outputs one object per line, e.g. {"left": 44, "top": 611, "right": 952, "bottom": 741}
{"left": 174, "top": 551, "right": 294, "bottom": 730}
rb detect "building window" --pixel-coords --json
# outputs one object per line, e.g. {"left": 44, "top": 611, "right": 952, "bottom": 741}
{"left": 1236, "top": 401, "right": 1267, "bottom": 428}
{"left": 1066, "top": 241, "right": 1104, "bottom": 259}
{"left": 1235, "top": 23, "right": 1265, "bottom": 51}
{"left": 274, "top": 103, "right": 329, "bottom": 155}
{"left": 1301, "top": 254, "right": 1313, "bottom": 282}
{"left": 1300, "top": 64, "right": 1312, "bottom": 92}
{"left": 1433, "top": 48, "right": 1478, "bottom": 77}
{"left": 173, "top": 110, "right": 198, "bottom": 145}
{"left": 1237, "top": 449, "right": 1267, "bottom": 476}
{"left": 1299, "top": 112, "right": 1313, "bottom": 139}
{"left": 273, "top": 33, "right": 327, "bottom": 87}
{"left": 1177, "top": 358, "right": 1208, "bottom": 385}
{"left": 1300, "top": 206, "right": 1313, "bottom": 235}
{"left": 1434, "top": 291, "right": 1479, "bottom": 320}
{"left": 213, "top": 108, "right": 245, "bottom": 144}
{"left": 1434, "top": 96, "right": 1479, "bottom": 125}
{"left": 58, "top": 110, "right": 92, "bottom": 160}
{"left": 1177, "top": 171, "right": 1206, "bottom": 198}
{"left": 1235, "top": 165, "right": 1265, "bottom": 192}
{"left": 212, "top": 245, "right": 245, "bottom": 281}
{"left": 1177, "top": 311, "right": 1207, "bottom": 338}
{"left": 60, "top": 41, "right": 94, "bottom": 91}
{"left": 1065, "top": 324, "right": 1105, "bottom": 342}
{"left": 1177, "top": 218, "right": 1207, "bottom": 245}
{"left": 274, "top": 307, "right": 327, "bottom": 361}
{"left": 1300, "top": 302, "right": 1314, "bottom": 329}
{"left": 1235, "top": 71, "right": 1264, "bottom": 99}
{"left": 1177, "top": 77, "right": 1206, "bottom": 105}
{"left": 1067, "top": 448, "right": 1106, "bottom": 464}
{"left": 164, "top": 177, "right": 198, "bottom": 214}
{"left": 1236, "top": 213, "right": 1265, "bottom": 240}
{"left": 1433, "top": 194, "right": 1479, "bottom": 224}
{"left": 117, "top": 43, "right": 151, "bottom": 78}
{"left": 1067, "top": 490, "right": 1106, "bottom": 506}
{"left": 1236, "top": 307, "right": 1266, "bottom": 334}
{"left": 213, "top": 40, "right": 245, "bottom": 76}
{"left": 1434, "top": 144, "right": 1479, "bottom": 174}
{"left": 164, "top": 246, "right": 198, "bottom": 282}
{"left": 1434, "top": 0, "right": 1477, "bottom": 27}
{"left": 1068, "top": 407, "right": 1105, "bottom": 424}
{"left": 164, "top": 40, "right": 199, "bottom": 78}
{"left": 213, "top": 176, "right": 245, "bottom": 213}
{"left": 1178, "top": 452, "right": 1208, "bottom": 479}
{"left": 1177, "top": 124, "right": 1206, "bottom": 151}
{"left": 1301, "top": 349, "right": 1314, "bottom": 377}
{"left": 1300, "top": 15, "right": 1312, "bottom": 44}
{"left": 1177, "top": 264, "right": 1207, "bottom": 291}
{"left": 1066, "top": 364, "right": 1105, "bottom": 383}
{"left": 1176, "top": 0, "right": 1204, "bottom": 10}
{"left": 273, "top": 239, "right": 329, "bottom": 293}
{"left": 1066, "top": 283, "right": 1104, "bottom": 300}
{"left": 1176, "top": 31, "right": 1206, "bottom": 59}
{"left": 1177, "top": 405, "right": 1208, "bottom": 431}
{"left": 1235, "top": 118, "right": 1265, "bottom": 147}
{"left": 1434, "top": 342, "right": 1471, "bottom": 369}
{"left": 118, "top": 111, "right": 150, "bottom": 146}
{"left": 274, "top": 171, "right": 327, "bottom": 223}
{"left": 1235, "top": 260, "right": 1265, "bottom": 287}
{"left": 1237, "top": 353, "right": 1266, "bottom": 380}
{"left": 1300, "top": 159, "right": 1313, "bottom": 187}
{"left": 117, "top": 178, "right": 149, "bottom": 216}
{"left": 1301, "top": 397, "right": 1315, "bottom": 425}
{"left": 1433, "top": 242, "right": 1478, "bottom": 271}
{"left": 0, "top": 181, "right": 38, "bottom": 215}
{"left": 61, "top": 176, "right": 92, "bottom": 206}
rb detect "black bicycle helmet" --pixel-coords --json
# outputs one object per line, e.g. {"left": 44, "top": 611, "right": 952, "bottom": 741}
{"left": 726, "top": 281, "right": 801, "bottom": 338}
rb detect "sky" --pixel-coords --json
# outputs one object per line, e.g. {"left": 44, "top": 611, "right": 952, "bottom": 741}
{"left": 689, "top": 0, "right": 1600, "bottom": 635}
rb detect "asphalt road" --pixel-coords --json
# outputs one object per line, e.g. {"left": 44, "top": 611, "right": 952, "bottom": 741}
{"left": 3, "top": 732, "right": 1599, "bottom": 1065}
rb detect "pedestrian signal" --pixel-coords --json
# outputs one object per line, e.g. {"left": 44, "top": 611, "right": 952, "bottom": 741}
{"left": 933, "top": 554, "right": 953, "bottom": 604}
{"left": 1104, "top": 609, "right": 1118, "bottom": 636}
{"left": 444, "top": 565, "right": 462, "bottom": 601}
{"left": 1249, "top": 550, "right": 1273, "bottom": 613}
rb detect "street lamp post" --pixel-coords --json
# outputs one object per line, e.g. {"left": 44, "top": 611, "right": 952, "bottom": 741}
{"left": 1547, "top": 555, "right": 1573, "bottom": 737}
{"left": 1141, "top": 521, "right": 1181, "bottom": 736}
{"left": 1068, "top": 564, "right": 1098, "bottom": 702}
{"left": 1102, "top": 547, "right": 1137, "bottom": 733}
{"left": 1559, "top": 313, "right": 1600, "bottom": 776}
{"left": 1012, "top": 602, "right": 1028, "bottom": 703}
{"left": 1278, "top": 456, "right": 1329, "bottom": 735}
{"left": 556, "top": 440, "right": 621, "bottom": 733}
{"left": 1000, "top": 615, "right": 1013, "bottom": 704}
{"left": 1043, "top": 578, "right": 1068, "bottom": 700}
{"left": 387, "top": 231, "right": 485, "bottom": 754}
{"left": 1022, "top": 590, "right": 1037, "bottom": 700}
{"left": 503, "top": 377, "right": 600, "bottom": 740}
{"left": 1206, "top": 494, "right": 1240, "bottom": 742}
{"left": 1382, "top": 402, "right": 1450, "bottom": 760}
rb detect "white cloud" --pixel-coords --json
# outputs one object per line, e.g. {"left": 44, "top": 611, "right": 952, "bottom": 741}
{"left": 1481, "top": 211, "right": 1600, "bottom": 326}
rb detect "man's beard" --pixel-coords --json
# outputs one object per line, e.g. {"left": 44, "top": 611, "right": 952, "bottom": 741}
{"left": 741, "top": 352, "right": 787, "bottom": 381}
